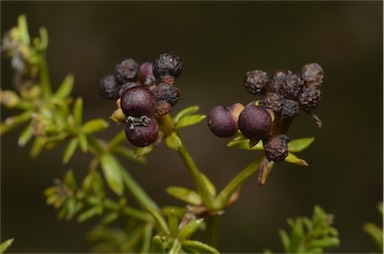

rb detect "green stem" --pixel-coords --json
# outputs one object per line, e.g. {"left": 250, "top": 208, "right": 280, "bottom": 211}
{"left": 204, "top": 215, "right": 219, "bottom": 248}
{"left": 215, "top": 158, "right": 263, "bottom": 209}
{"left": 168, "top": 239, "right": 182, "bottom": 254}
{"left": 39, "top": 56, "right": 51, "bottom": 100}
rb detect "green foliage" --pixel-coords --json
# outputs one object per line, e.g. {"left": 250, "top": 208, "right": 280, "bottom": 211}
{"left": 0, "top": 239, "right": 14, "bottom": 254}
{"left": 363, "top": 203, "right": 383, "bottom": 252}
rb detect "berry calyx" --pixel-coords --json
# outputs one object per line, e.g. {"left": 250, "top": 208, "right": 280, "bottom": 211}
{"left": 125, "top": 116, "right": 159, "bottom": 147}
{"left": 263, "top": 134, "right": 289, "bottom": 162}
{"left": 238, "top": 104, "right": 272, "bottom": 141}
{"left": 153, "top": 53, "right": 182, "bottom": 84}
{"left": 208, "top": 105, "right": 240, "bottom": 138}
{"left": 99, "top": 75, "right": 120, "bottom": 100}
{"left": 115, "top": 58, "right": 139, "bottom": 84}
{"left": 243, "top": 70, "right": 269, "bottom": 95}
{"left": 120, "top": 86, "right": 156, "bottom": 117}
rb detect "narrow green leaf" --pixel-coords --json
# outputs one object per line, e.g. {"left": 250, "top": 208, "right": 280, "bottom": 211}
{"left": 113, "top": 146, "right": 146, "bottom": 164}
{"left": 152, "top": 235, "right": 167, "bottom": 253}
{"left": 173, "top": 105, "right": 200, "bottom": 124}
{"left": 166, "top": 186, "right": 202, "bottom": 206}
{"left": 227, "top": 138, "right": 263, "bottom": 150}
{"left": 201, "top": 173, "right": 216, "bottom": 196}
{"left": 285, "top": 152, "right": 308, "bottom": 166}
{"left": 64, "top": 170, "right": 77, "bottom": 190}
{"left": 82, "top": 119, "right": 108, "bottom": 134}
{"left": 363, "top": 223, "right": 383, "bottom": 251}
{"left": 278, "top": 229, "right": 290, "bottom": 253}
{"left": 30, "top": 136, "right": 46, "bottom": 158}
{"left": 18, "top": 121, "right": 34, "bottom": 146}
{"left": 108, "top": 130, "right": 127, "bottom": 149}
{"left": 54, "top": 74, "right": 74, "bottom": 99}
{"left": 165, "top": 132, "right": 182, "bottom": 151}
{"left": 63, "top": 138, "right": 78, "bottom": 164}
{"left": 38, "top": 27, "right": 48, "bottom": 50}
{"left": 135, "top": 145, "right": 153, "bottom": 158}
{"left": 175, "top": 114, "right": 206, "bottom": 130}
{"left": 309, "top": 238, "right": 340, "bottom": 249}
{"left": 73, "top": 97, "right": 83, "bottom": 125}
{"left": 178, "top": 218, "right": 204, "bottom": 240}
{"left": 0, "top": 238, "right": 14, "bottom": 253}
{"left": 78, "top": 133, "right": 88, "bottom": 152}
{"left": 168, "top": 212, "right": 180, "bottom": 235}
{"left": 181, "top": 240, "right": 219, "bottom": 254}
{"left": 77, "top": 206, "right": 100, "bottom": 223}
{"left": 100, "top": 153, "right": 124, "bottom": 196}
{"left": 18, "top": 15, "right": 30, "bottom": 45}
{"left": 288, "top": 137, "right": 315, "bottom": 153}
{"left": 101, "top": 212, "right": 119, "bottom": 225}
{"left": 144, "top": 205, "right": 170, "bottom": 235}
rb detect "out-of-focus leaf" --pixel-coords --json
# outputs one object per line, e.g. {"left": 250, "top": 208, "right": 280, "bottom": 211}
{"left": 144, "top": 205, "right": 170, "bottom": 235}
{"left": 30, "top": 136, "right": 46, "bottom": 158}
{"left": 78, "top": 133, "right": 88, "bottom": 152}
{"left": 101, "top": 212, "right": 119, "bottom": 225}
{"left": 285, "top": 153, "right": 308, "bottom": 166}
{"left": 201, "top": 174, "right": 216, "bottom": 197}
{"left": 181, "top": 240, "right": 219, "bottom": 254}
{"left": 73, "top": 98, "right": 83, "bottom": 125}
{"left": 278, "top": 229, "right": 290, "bottom": 253}
{"left": 168, "top": 212, "right": 179, "bottom": 235}
{"left": 152, "top": 235, "right": 167, "bottom": 253}
{"left": 108, "top": 130, "right": 127, "bottom": 149}
{"left": 100, "top": 153, "right": 124, "bottom": 196}
{"left": 18, "top": 15, "right": 30, "bottom": 45}
{"left": 82, "top": 119, "right": 108, "bottom": 134}
{"left": 178, "top": 218, "right": 203, "bottom": 240}
{"left": 173, "top": 105, "right": 200, "bottom": 124}
{"left": 175, "top": 114, "right": 206, "bottom": 130}
{"left": 166, "top": 186, "right": 202, "bottom": 206}
{"left": 165, "top": 132, "right": 182, "bottom": 151}
{"left": 227, "top": 138, "right": 263, "bottom": 150}
{"left": 134, "top": 145, "right": 153, "bottom": 158}
{"left": 288, "top": 137, "right": 315, "bottom": 153}
{"left": 63, "top": 138, "right": 78, "bottom": 164}
{"left": 0, "top": 238, "right": 14, "bottom": 253}
{"left": 112, "top": 146, "right": 146, "bottom": 164}
{"left": 64, "top": 170, "right": 77, "bottom": 190}
{"left": 363, "top": 223, "right": 383, "bottom": 251}
{"left": 54, "top": 74, "right": 74, "bottom": 99}
{"left": 77, "top": 206, "right": 100, "bottom": 223}
{"left": 18, "top": 121, "right": 34, "bottom": 146}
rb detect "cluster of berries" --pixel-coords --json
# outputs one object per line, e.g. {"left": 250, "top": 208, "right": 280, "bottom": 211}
{"left": 208, "top": 63, "right": 323, "bottom": 162}
{"left": 99, "top": 53, "right": 182, "bottom": 147}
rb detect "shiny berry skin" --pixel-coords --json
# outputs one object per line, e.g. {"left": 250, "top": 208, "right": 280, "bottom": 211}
{"left": 99, "top": 75, "right": 120, "bottom": 100}
{"left": 238, "top": 104, "right": 272, "bottom": 141}
{"left": 120, "top": 86, "right": 156, "bottom": 117}
{"left": 243, "top": 70, "right": 269, "bottom": 95}
{"left": 264, "top": 134, "right": 289, "bottom": 162}
{"left": 280, "top": 99, "right": 300, "bottom": 119}
{"left": 298, "top": 86, "right": 321, "bottom": 112}
{"left": 115, "top": 58, "right": 139, "bottom": 84}
{"left": 153, "top": 53, "right": 182, "bottom": 83}
{"left": 138, "top": 61, "right": 155, "bottom": 86}
{"left": 118, "top": 82, "right": 139, "bottom": 98}
{"left": 125, "top": 116, "right": 159, "bottom": 147}
{"left": 281, "top": 71, "right": 303, "bottom": 100}
{"left": 153, "top": 82, "right": 180, "bottom": 106}
{"left": 301, "top": 63, "right": 323, "bottom": 88}
{"left": 208, "top": 105, "right": 239, "bottom": 138}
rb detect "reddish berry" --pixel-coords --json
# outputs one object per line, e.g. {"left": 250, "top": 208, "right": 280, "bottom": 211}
{"left": 153, "top": 53, "right": 182, "bottom": 83}
{"left": 138, "top": 61, "right": 156, "bottom": 86}
{"left": 120, "top": 86, "right": 156, "bottom": 117}
{"left": 115, "top": 58, "right": 139, "bottom": 84}
{"left": 243, "top": 70, "right": 269, "bottom": 95}
{"left": 301, "top": 63, "right": 323, "bottom": 88}
{"left": 99, "top": 74, "right": 120, "bottom": 100}
{"left": 125, "top": 116, "right": 159, "bottom": 147}
{"left": 208, "top": 105, "right": 239, "bottom": 138}
{"left": 238, "top": 104, "right": 272, "bottom": 141}
{"left": 264, "top": 134, "right": 289, "bottom": 162}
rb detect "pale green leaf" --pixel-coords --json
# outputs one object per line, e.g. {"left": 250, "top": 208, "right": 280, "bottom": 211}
{"left": 63, "top": 138, "right": 78, "bottom": 164}
{"left": 77, "top": 206, "right": 100, "bottom": 223}
{"left": 227, "top": 138, "right": 263, "bottom": 150}
{"left": 288, "top": 137, "right": 315, "bottom": 153}
{"left": 278, "top": 229, "right": 290, "bottom": 253}
{"left": 166, "top": 186, "right": 202, "bottom": 206}
{"left": 78, "top": 133, "right": 88, "bottom": 152}
{"left": 285, "top": 152, "right": 308, "bottom": 166}
{"left": 178, "top": 218, "right": 204, "bottom": 240}
{"left": 82, "top": 119, "right": 108, "bottom": 134}
{"left": 0, "top": 238, "right": 14, "bottom": 253}
{"left": 182, "top": 240, "right": 219, "bottom": 254}
{"left": 18, "top": 121, "right": 34, "bottom": 146}
{"left": 165, "top": 132, "right": 182, "bottom": 151}
{"left": 100, "top": 153, "right": 124, "bottom": 196}
{"left": 201, "top": 173, "right": 216, "bottom": 196}
{"left": 30, "top": 136, "right": 46, "bottom": 158}
{"left": 134, "top": 145, "right": 153, "bottom": 158}
{"left": 175, "top": 114, "right": 206, "bottom": 130}
{"left": 73, "top": 98, "right": 83, "bottom": 125}
{"left": 363, "top": 223, "right": 383, "bottom": 251}
{"left": 64, "top": 170, "right": 77, "bottom": 190}
{"left": 173, "top": 105, "right": 200, "bottom": 124}
{"left": 54, "top": 74, "right": 74, "bottom": 99}
{"left": 112, "top": 146, "right": 146, "bottom": 164}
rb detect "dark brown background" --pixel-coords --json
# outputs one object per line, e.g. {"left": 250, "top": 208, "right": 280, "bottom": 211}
{"left": 1, "top": 1, "right": 383, "bottom": 253}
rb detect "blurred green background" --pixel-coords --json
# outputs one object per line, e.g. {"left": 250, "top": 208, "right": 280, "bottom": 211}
{"left": 1, "top": 1, "right": 382, "bottom": 253}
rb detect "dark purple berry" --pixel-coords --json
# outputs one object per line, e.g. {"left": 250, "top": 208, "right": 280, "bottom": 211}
{"left": 238, "top": 104, "right": 272, "bottom": 141}
{"left": 152, "top": 83, "right": 180, "bottom": 106}
{"left": 301, "top": 63, "right": 324, "bottom": 88}
{"left": 281, "top": 71, "right": 303, "bottom": 100}
{"left": 264, "top": 134, "right": 289, "bottom": 162}
{"left": 153, "top": 53, "right": 182, "bottom": 83}
{"left": 208, "top": 105, "right": 239, "bottom": 138}
{"left": 280, "top": 99, "right": 300, "bottom": 119}
{"left": 114, "top": 58, "right": 139, "bottom": 84}
{"left": 125, "top": 116, "right": 159, "bottom": 147}
{"left": 118, "top": 82, "right": 139, "bottom": 98}
{"left": 121, "top": 86, "right": 156, "bottom": 117}
{"left": 298, "top": 86, "right": 321, "bottom": 112}
{"left": 99, "top": 75, "right": 120, "bottom": 100}
{"left": 264, "top": 92, "right": 284, "bottom": 115}
{"left": 269, "top": 70, "right": 288, "bottom": 93}
{"left": 243, "top": 70, "right": 269, "bottom": 95}
{"left": 138, "top": 61, "right": 156, "bottom": 86}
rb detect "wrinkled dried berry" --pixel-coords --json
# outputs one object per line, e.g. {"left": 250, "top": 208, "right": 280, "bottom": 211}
{"left": 115, "top": 58, "right": 139, "bottom": 84}
{"left": 155, "top": 100, "right": 172, "bottom": 115}
{"left": 301, "top": 63, "right": 323, "bottom": 88}
{"left": 125, "top": 116, "right": 159, "bottom": 147}
{"left": 243, "top": 70, "right": 269, "bottom": 95}
{"left": 298, "top": 86, "right": 321, "bottom": 112}
{"left": 280, "top": 99, "right": 300, "bottom": 119}
{"left": 121, "top": 86, "right": 156, "bottom": 117}
{"left": 264, "top": 134, "right": 289, "bottom": 162}
{"left": 153, "top": 82, "right": 180, "bottom": 106}
{"left": 281, "top": 71, "right": 303, "bottom": 100}
{"left": 99, "top": 75, "right": 120, "bottom": 100}
{"left": 238, "top": 104, "right": 272, "bottom": 141}
{"left": 153, "top": 53, "right": 182, "bottom": 83}
{"left": 139, "top": 61, "right": 156, "bottom": 86}
{"left": 269, "top": 70, "right": 287, "bottom": 93}
{"left": 118, "top": 82, "right": 139, "bottom": 98}
{"left": 264, "top": 92, "right": 284, "bottom": 115}
{"left": 208, "top": 105, "right": 239, "bottom": 138}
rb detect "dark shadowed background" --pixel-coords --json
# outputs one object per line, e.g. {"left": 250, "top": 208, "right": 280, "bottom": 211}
{"left": 1, "top": 1, "right": 383, "bottom": 253}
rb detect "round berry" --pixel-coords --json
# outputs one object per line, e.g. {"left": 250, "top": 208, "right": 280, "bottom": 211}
{"left": 264, "top": 92, "right": 284, "bottom": 115}
{"left": 152, "top": 82, "right": 180, "bottom": 106}
{"left": 281, "top": 71, "right": 303, "bottom": 100}
{"left": 125, "top": 116, "right": 159, "bottom": 147}
{"left": 114, "top": 58, "right": 139, "bottom": 84}
{"left": 298, "top": 86, "right": 321, "bottom": 112}
{"left": 264, "top": 134, "right": 289, "bottom": 162}
{"left": 99, "top": 75, "right": 120, "bottom": 100}
{"left": 118, "top": 82, "right": 139, "bottom": 98}
{"left": 121, "top": 86, "right": 156, "bottom": 117}
{"left": 155, "top": 100, "right": 172, "bottom": 115}
{"left": 208, "top": 105, "right": 238, "bottom": 138}
{"left": 280, "top": 99, "right": 300, "bottom": 119}
{"left": 238, "top": 104, "right": 272, "bottom": 141}
{"left": 153, "top": 53, "right": 182, "bottom": 83}
{"left": 269, "top": 70, "right": 287, "bottom": 93}
{"left": 301, "top": 63, "right": 323, "bottom": 88}
{"left": 138, "top": 61, "right": 156, "bottom": 86}
{"left": 243, "top": 70, "right": 269, "bottom": 95}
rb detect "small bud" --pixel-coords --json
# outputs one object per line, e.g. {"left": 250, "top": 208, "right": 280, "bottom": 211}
{"left": 111, "top": 108, "right": 127, "bottom": 122}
